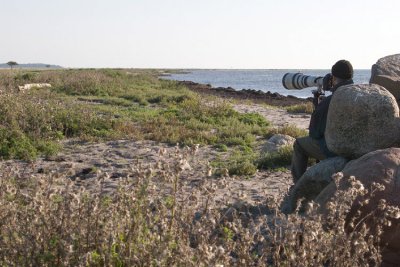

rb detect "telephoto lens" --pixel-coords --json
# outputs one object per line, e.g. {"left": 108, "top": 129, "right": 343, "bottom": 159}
{"left": 282, "top": 73, "right": 323, "bottom": 90}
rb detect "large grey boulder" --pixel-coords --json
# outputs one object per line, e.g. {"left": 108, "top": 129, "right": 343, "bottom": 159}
{"left": 281, "top": 156, "right": 348, "bottom": 214}
{"left": 370, "top": 54, "right": 400, "bottom": 100}
{"left": 325, "top": 83, "right": 400, "bottom": 158}
{"left": 315, "top": 148, "right": 400, "bottom": 266}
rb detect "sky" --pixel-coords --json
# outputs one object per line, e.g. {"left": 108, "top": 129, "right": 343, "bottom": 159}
{"left": 1, "top": 0, "right": 399, "bottom": 69}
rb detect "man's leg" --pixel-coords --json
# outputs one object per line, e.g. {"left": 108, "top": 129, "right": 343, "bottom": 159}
{"left": 291, "top": 136, "right": 326, "bottom": 183}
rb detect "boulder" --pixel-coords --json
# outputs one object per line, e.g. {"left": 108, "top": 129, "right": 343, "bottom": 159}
{"left": 325, "top": 83, "right": 400, "bottom": 158}
{"left": 262, "top": 134, "right": 295, "bottom": 153}
{"left": 315, "top": 148, "right": 400, "bottom": 265}
{"left": 281, "top": 156, "right": 348, "bottom": 214}
{"left": 370, "top": 54, "right": 400, "bottom": 100}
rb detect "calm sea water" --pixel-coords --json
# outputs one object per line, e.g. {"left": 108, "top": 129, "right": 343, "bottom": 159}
{"left": 163, "top": 69, "right": 371, "bottom": 98}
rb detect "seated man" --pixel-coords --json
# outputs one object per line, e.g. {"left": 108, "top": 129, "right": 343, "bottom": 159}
{"left": 291, "top": 60, "right": 354, "bottom": 183}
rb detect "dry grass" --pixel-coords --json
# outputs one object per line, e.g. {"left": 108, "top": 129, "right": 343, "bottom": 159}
{"left": 0, "top": 149, "right": 396, "bottom": 266}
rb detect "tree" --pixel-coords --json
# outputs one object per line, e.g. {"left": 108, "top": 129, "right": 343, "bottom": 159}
{"left": 7, "top": 61, "right": 18, "bottom": 69}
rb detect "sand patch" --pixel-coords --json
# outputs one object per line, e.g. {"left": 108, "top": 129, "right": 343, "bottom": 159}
{"left": 233, "top": 103, "right": 310, "bottom": 130}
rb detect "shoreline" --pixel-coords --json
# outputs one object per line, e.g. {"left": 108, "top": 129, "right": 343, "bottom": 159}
{"left": 178, "top": 80, "right": 311, "bottom": 107}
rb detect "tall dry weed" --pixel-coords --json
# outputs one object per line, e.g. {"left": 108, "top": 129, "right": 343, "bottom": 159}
{"left": 0, "top": 149, "right": 396, "bottom": 266}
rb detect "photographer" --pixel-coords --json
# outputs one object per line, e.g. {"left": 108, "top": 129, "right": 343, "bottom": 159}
{"left": 291, "top": 60, "right": 354, "bottom": 183}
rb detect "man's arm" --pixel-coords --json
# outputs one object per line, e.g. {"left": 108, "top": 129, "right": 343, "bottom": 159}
{"left": 308, "top": 97, "right": 331, "bottom": 140}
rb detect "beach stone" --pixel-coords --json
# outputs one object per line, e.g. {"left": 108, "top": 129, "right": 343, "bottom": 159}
{"left": 281, "top": 156, "right": 348, "bottom": 214}
{"left": 315, "top": 148, "right": 400, "bottom": 265}
{"left": 325, "top": 83, "right": 400, "bottom": 158}
{"left": 262, "top": 134, "right": 295, "bottom": 153}
{"left": 370, "top": 54, "right": 400, "bottom": 100}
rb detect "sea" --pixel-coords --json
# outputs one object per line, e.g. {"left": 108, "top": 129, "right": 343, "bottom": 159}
{"left": 162, "top": 69, "right": 371, "bottom": 98}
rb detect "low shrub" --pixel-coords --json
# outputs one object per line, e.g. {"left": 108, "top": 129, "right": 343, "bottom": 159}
{"left": 238, "top": 112, "right": 270, "bottom": 126}
{"left": 286, "top": 102, "right": 313, "bottom": 114}
{"left": 228, "top": 159, "right": 257, "bottom": 176}
{"left": 14, "top": 71, "right": 38, "bottom": 82}
{"left": 257, "top": 145, "right": 293, "bottom": 170}
{"left": 266, "top": 124, "right": 308, "bottom": 139}
{"left": 214, "top": 143, "right": 228, "bottom": 152}
{"left": 0, "top": 128, "right": 38, "bottom": 160}
{"left": 212, "top": 147, "right": 258, "bottom": 176}
{"left": 121, "top": 94, "right": 149, "bottom": 106}
{"left": 0, "top": 90, "right": 118, "bottom": 160}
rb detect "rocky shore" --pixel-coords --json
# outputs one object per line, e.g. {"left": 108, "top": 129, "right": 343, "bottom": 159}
{"left": 178, "top": 80, "right": 310, "bottom": 107}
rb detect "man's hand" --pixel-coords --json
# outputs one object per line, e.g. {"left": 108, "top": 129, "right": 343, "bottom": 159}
{"left": 312, "top": 90, "right": 324, "bottom": 108}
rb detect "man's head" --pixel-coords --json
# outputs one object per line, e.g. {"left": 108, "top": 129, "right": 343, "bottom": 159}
{"left": 331, "top": 60, "right": 353, "bottom": 84}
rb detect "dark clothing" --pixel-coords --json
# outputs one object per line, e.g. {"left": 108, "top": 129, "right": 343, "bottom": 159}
{"left": 291, "top": 136, "right": 327, "bottom": 183}
{"left": 291, "top": 79, "right": 353, "bottom": 182}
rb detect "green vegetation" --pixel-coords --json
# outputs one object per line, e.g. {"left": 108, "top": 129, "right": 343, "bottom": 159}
{"left": 257, "top": 145, "right": 293, "bottom": 170}
{"left": 211, "top": 145, "right": 258, "bottom": 176}
{"left": 0, "top": 69, "right": 271, "bottom": 163}
{"left": 266, "top": 124, "right": 308, "bottom": 139}
{"left": 0, "top": 68, "right": 309, "bottom": 172}
{"left": 285, "top": 102, "right": 314, "bottom": 114}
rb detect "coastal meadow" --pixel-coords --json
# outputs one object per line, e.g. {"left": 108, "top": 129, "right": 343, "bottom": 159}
{"left": 0, "top": 68, "right": 390, "bottom": 266}
{"left": 0, "top": 68, "right": 302, "bottom": 174}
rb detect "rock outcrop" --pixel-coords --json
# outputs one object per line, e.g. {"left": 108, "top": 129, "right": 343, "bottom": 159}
{"left": 315, "top": 148, "right": 400, "bottom": 266}
{"left": 281, "top": 156, "right": 348, "bottom": 214}
{"left": 178, "top": 81, "right": 308, "bottom": 107}
{"left": 325, "top": 83, "right": 400, "bottom": 158}
{"left": 370, "top": 54, "right": 400, "bottom": 100}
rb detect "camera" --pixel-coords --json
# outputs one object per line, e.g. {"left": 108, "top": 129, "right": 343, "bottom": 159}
{"left": 282, "top": 73, "right": 324, "bottom": 90}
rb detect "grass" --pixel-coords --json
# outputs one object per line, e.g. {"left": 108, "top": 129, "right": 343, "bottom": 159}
{"left": 257, "top": 145, "right": 293, "bottom": 170}
{"left": 0, "top": 68, "right": 310, "bottom": 172}
{"left": 211, "top": 145, "right": 258, "bottom": 176}
{"left": 285, "top": 102, "right": 314, "bottom": 114}
{"left": 0, "top": 69, "right": 270, "bottom": 161}
{"left": 266, "top": 124, "right": 308, "bottom": 139}
{"left": 0, "top": 153, "right": 393, "bottom": 266}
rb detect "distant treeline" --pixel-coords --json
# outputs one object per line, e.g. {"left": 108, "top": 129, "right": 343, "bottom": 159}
{"left": 0, "top": 63, "right": 63, "bottom": 69}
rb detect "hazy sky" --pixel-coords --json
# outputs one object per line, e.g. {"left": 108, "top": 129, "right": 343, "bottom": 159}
{"left": 1, "top": 0, "right": 399, "bottom": 69}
